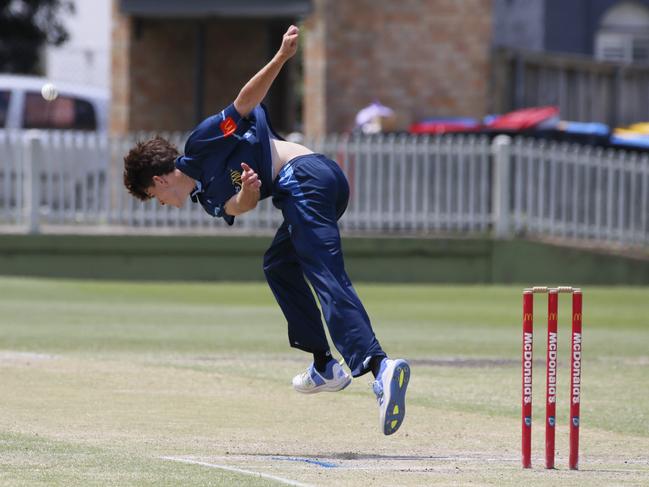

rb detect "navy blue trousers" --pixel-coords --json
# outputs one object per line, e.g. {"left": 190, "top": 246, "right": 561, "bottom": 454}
{"left": 264, "top": 154, "right": 385, "bottom": 377}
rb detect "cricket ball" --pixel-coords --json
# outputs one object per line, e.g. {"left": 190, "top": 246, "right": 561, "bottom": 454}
{"left": 41, "top": 83, "right": 58, "bottom": 102}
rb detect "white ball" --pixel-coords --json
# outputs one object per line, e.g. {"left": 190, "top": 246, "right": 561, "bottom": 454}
{"left": 41, "top": 83, "right": 58, "bottom": 102}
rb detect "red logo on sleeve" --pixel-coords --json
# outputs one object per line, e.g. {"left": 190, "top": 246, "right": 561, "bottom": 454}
{"left": 220, "top": 117, "right": 237, "bottom": 137}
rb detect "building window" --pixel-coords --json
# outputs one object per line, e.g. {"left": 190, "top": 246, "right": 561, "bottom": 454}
{"left": 23, "top": 92, "right": 97, "bottom": 130}
{"left": 596, "top": 1, "right": 649, "bottom": 63}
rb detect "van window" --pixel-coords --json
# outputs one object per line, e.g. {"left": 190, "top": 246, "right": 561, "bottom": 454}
{"left": 0, "top": 90, "right": 10, "bottom": 128}
{"left": 23, "top": 92, "right": 97, "bottom": 130}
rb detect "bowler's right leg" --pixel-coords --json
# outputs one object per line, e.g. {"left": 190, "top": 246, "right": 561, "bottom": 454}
{"left": 263, "top": 221, "right": 351, "bottom": 393}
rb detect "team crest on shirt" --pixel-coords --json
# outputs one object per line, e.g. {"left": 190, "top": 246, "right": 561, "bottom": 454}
{"left": 220, "top": 117, "right": 237, "bottom": 137}
{"left": 230, "top": 169, "right": 242, "bottom": 192}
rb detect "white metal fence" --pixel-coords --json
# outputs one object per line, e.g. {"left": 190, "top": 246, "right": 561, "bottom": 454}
{"left": 504, "top": 137, "right": 649, "bottom": 246}
{"left": 1, "top": 130, "right": 649, "bottom": 247}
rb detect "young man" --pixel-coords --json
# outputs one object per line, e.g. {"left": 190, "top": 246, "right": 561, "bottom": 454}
{"left": 123, "top": 25, "right": 410, "bottom": 435}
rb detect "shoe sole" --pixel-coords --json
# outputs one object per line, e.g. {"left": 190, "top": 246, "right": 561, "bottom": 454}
{"left": 293, "top": 376, "right": 352, "bottom": 394}
{"left": 381, "top": 360, "right": 410, "bottom": 435}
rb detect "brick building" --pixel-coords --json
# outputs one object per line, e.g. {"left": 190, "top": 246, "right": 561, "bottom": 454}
{"left": 303, "top": 0, "right": 493, "bottom": 135}
{"left": 111, "top": 0, "right": 494, "bottom": 137}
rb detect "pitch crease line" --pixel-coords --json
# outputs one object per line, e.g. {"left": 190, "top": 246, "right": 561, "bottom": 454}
{"left": 160, "top": 456, "right": 314, "bottom": 487}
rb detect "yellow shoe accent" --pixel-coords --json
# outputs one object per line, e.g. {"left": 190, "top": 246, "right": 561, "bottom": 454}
{"left": 399, "top": 369, "right": 404, "bottom": 387}
{"left": 393, "top": 405, "right": 399, "bottom": 414}
{"left": 391, "top": 420, "right": 398, "bottom": 429}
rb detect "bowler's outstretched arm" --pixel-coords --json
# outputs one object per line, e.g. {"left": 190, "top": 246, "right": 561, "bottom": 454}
{"left": 233, "top": 25, "right": 299, "bottom": 117}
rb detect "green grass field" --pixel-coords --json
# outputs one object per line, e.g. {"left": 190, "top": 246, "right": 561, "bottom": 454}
{"left": 1, "top": 276, "right": 648, "bottom": 486}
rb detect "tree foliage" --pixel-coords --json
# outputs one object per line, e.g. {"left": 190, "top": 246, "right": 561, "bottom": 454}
{"left": 0, "top": 0, "right": 74, "bottom": 74}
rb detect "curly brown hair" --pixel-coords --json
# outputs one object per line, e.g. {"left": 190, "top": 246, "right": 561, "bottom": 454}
{"left": 123, "top": 136, "right": 179, "bottom": 200}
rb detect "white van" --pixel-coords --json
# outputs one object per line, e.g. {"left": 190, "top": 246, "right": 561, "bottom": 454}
{"left": 0, "top": 75, "right": 110, "bottom": 214}
{"left": 0, "top": 74, "right": 109, "bottom": 132}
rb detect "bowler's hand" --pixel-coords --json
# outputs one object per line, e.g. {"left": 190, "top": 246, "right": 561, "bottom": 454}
{"left": 226, "top": 162, "right": 261, "bottom": 216}
{"left": 241, "top": 162, "right": 261, "bottom": 194}
{"left": 278, "top": 25, "right": 299, "bottom": 60}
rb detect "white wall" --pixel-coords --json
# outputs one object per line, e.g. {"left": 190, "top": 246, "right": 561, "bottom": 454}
{"left": 45, "top": 0, "right": 112, "bottom": 89}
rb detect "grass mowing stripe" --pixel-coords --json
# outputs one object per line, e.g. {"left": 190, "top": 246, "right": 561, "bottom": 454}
{"left": 0, "top": 431, "right": 275, "bottom": 487}
{"left": 161, "top": 457, "right": 314, "bottom": 487}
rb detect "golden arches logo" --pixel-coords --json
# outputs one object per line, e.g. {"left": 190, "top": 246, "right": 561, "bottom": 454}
{"left": 523, "top": 313, "right": 533, "bottom": 321}
{"left": 573, "top": 313, "right": 582, "bottom": 321}
{"left": 549, "top": 312, "right": 557, "bottom": 321}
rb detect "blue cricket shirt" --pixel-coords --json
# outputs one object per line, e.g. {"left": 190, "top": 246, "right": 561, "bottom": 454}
{"left": 175, "top": 103, "right": 279, "bottom": 225}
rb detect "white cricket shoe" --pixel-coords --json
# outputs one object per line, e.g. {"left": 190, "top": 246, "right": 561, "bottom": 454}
{"left": 292, "top": 360, "right": 351, "bottom": 394}
{"left": 372, "top": 358, "right": 410, "bottom": 435}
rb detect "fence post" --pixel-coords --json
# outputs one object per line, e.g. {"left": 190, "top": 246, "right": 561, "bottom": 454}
{"left": 610, "top": 66, "right": 623, "bottom": 128}
{"left": 23, "top": 132, "right": 42, "bottom": 235}
{"left": 491, "top": 135, "right": 512, "bottom": 239}
{"left": 514, "top": 54, "right": 525, "bottom": 109}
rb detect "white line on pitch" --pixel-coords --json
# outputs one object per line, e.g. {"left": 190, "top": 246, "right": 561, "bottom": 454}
{"left": 160, "top": 456, "right": 314, "bottom": 487}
